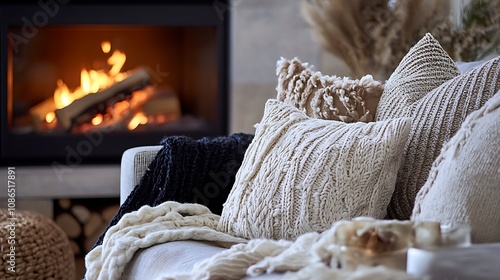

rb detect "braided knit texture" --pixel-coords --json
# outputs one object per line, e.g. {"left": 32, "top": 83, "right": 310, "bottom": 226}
{"left": 276, "top": 57, "right": 383, "bottom": 123}
{"left": 218, "top": 99, "right": 411, "bottom": 240}
{"left": 84, "top": 201, "right": 247, "bottom": 280}
{"left": 376, "top": 33, "right": 500, "bottom": 220}
{"left": 90, "top": 133, "right": 253, "bottom": 250}
{"left": 412, "top": 90, "right": 500, "bottom": 243}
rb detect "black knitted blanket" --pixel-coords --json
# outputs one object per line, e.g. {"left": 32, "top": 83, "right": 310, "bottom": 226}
{"left": 91, "top": 133, "right": 254, "bottom": 250}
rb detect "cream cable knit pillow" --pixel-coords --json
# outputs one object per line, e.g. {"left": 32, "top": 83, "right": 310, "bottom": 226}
{"left": 276, "top": 57, "right": 383, "bottom": 123}
{"left": 412, "top": 91, "right": 500, "bottom": 243}
{"left": 376, "top": 33, "right": 500, "bottom": 220}
{"left": 218, "top": 99, "right": 411, "bottom": 240}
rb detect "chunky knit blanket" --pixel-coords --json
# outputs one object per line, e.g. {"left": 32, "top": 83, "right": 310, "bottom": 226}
{"left": 85, "top": 202, "right": 248, "bottom": 280}
{"left": 91, "top": 133, "right": 254, "bottom": 250}
{"left": 86, "top": 201, "right": 418, "bottom": 280}
{"left": 166, "top": 233, "right": 418, "bottom": 279}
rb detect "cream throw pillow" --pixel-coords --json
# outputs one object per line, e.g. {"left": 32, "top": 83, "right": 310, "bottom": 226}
{"left": 218, "top": 99, "right": 411, "bottom": 240}
{"left": 412, "top": 91, "right": 500, "bottom": 243}
{"left": 276, "top": 57, "right": 383, "bottom": 122}
{"left": 376, "top": 33, "right": 500, "bottom": 220}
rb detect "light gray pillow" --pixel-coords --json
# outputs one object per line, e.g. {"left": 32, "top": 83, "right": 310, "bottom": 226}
{"left": 412, "top": 91, "right": 500, "bottom": 243}
{"left": 376, "top": 33, "right": 500, "bottom": 220}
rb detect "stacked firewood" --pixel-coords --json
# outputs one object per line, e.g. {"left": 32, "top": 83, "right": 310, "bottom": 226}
{"left": 53, "top": 198, "right": 119, "bottom": 278}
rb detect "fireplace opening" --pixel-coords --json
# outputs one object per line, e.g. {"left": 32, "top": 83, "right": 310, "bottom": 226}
{"left": 1, "top": 2, "right": 230, "bottom": 165}
{"left": 11, "top": 26, "right": 218, "bottom": 135}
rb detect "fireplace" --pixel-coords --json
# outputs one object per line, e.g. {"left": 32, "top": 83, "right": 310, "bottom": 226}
{"left": 0, "top": 0, "right": 230, "bottom": 166}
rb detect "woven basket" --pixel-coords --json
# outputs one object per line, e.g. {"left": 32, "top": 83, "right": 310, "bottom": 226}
{"left": 0, "top": 209, "right": 75, "bottom": 280}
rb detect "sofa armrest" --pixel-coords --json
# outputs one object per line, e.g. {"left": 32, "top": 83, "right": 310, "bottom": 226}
{"left": 120, "top": 145, "right": 162, "bottom": 205}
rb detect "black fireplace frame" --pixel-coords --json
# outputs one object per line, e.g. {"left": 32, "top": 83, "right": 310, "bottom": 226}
{"left": 0, "top": 0, "right": 231, "bottom": 166}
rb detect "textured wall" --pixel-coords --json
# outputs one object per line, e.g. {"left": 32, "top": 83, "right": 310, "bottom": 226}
{"left": 229, "top": 0, "right": 349, "bottom": 134}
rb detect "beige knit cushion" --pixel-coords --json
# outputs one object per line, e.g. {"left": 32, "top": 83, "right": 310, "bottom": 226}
{"left": 276, "top": 57, "right": 383, "bottom": 123}
{"left": 376, "top": 33, "right": 460, "bottom": 121}
{"left": 218, "top": 99, "right": 411, "bottom": 240}
{"left": 376, "top": 33, "right": 500, "bottom": 220}
{"left": 412, "top": 91, "right": 500, "bottom": 243}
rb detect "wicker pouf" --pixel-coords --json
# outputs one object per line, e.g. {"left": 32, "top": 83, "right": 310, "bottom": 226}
{"left": 0, "top": 209, "right": 75, "bottom": 280}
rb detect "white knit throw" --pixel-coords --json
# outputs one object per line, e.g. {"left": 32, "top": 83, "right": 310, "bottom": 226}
{"left": 163, "top": 221, "right": 419, "bottom": 280}
{"left": 84, "top": 201, "right": 247, "bottom": 280}
{"left": 85, "top": 201, "right": 420, "bottom": 280}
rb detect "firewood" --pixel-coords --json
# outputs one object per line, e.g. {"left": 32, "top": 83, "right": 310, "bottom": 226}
{"left": 58, "top": 199, "right": 72, "bottom": 210}
{"left": 55, "top": 68, "right": 152, "bottom": 130}
{"left": 142, "top": 94, "right": 182, "bottom": 117}
{"left": 29, "top": 96, "right": 56, "bottom": 130}
{"left": 55, "top": 212, "right": 82, "bottom": 239}
{"left": 83, "top": 213, "right": 104, "bottom": 237}
{"left": 72, "top": 205, "right": 91, "bottom": 224}
{"left": 70, "top": 240, "right": 81, "bottom": 255}
{"left": 102, "top": 205, "right": 120, "bottom": 222}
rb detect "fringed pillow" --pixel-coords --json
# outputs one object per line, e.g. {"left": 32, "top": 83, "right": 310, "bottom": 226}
{"left": 412, "top": 91, "right": 500, "bottom": 243}
{"left": 218, "top": 99, "right": 411, "bottom": 240}
{"left": 376, "top": 33, "right": 500, "bottom": 220}
{"left": 276, "top": 57, "right": 383, "bottom": 123}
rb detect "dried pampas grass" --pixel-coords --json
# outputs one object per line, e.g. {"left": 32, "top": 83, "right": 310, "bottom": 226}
{"left": 435, "top": 0, "right": 500, "bottom": 62}
{"left": 301, "top": 0, "right": 500, "bottom": 80}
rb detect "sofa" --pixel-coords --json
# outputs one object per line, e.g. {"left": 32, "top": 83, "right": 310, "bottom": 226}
{"left": 84, "top": 34, "right": 500, "bottom": 279}
{"left": 116, "top": 146, "right": 500, "bottom": 280}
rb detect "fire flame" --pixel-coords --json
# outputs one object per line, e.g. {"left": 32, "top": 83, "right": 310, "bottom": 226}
{"left": 91, "top": 114, "right": 103, "bottom": 126}
{"left": 45, "top": 41, "right": 149, "bottom": 130}
{"left": 127, "top": 112, "right": 148, "bottom": 130}
{"left": 101, "top": 41, "right": 111, "bottom": 54}
{"left": 45, "top": 112, "right": 56, "bottom": 123}
{"left": 52, "top": 42, "right": 127, "bottom": 110}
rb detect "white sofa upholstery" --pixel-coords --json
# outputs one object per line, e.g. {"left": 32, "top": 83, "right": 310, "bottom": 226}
{"left": 120, "top": 145, "right": 162, "bottom": 205}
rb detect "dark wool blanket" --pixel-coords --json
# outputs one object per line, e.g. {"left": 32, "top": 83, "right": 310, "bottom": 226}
{"left": 91, "top": 133, "right": 254, "bottom": 250}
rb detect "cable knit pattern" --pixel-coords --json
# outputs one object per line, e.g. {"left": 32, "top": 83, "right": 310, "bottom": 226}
{"left": 376, "top": 33, "right": 460, "bottom": 121}
{"left": 412, "top": 90, "right": 500, "bottom": 243}
{"left": 84, "top": 201, "right": 247, "bottom": 280}
{"left": 218, "top": 99, "right": 411, "bottom": 240}
{"left": 378, "top": 52, "right": 500, "bottom": 220}
{"left": 90, "top": 133, "right": 253, "bottom": 250}
{"left": 276, "top": 57, "right": 383, "bottom": 123}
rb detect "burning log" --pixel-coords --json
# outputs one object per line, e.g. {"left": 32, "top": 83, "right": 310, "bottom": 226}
{"left": 55, "top": 68, "right": 152, "bottom": 130}
{"left": 76, "top": 87, "right": 156, "bottom": 133}
{"left": 142, "top": 94, "right": 181, "bottom": 118}
{"left": 29, "top": 97, "right": 57, "bottom": 130}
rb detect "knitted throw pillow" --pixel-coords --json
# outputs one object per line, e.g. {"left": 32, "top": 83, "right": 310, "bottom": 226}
{"left": 376, "top": 34, "right": 500, "bottom": 220}
{"left": 218, "top": 99, "right": 411, "bottom": 240}
{"left": 412, "top": 91, "right": 500, "bottom": 243}
{"left": 276, "top": 57, "right": 383, "bottom": 123}
{"left": 376, "top": 33, "right": 460, "bottom": 121}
